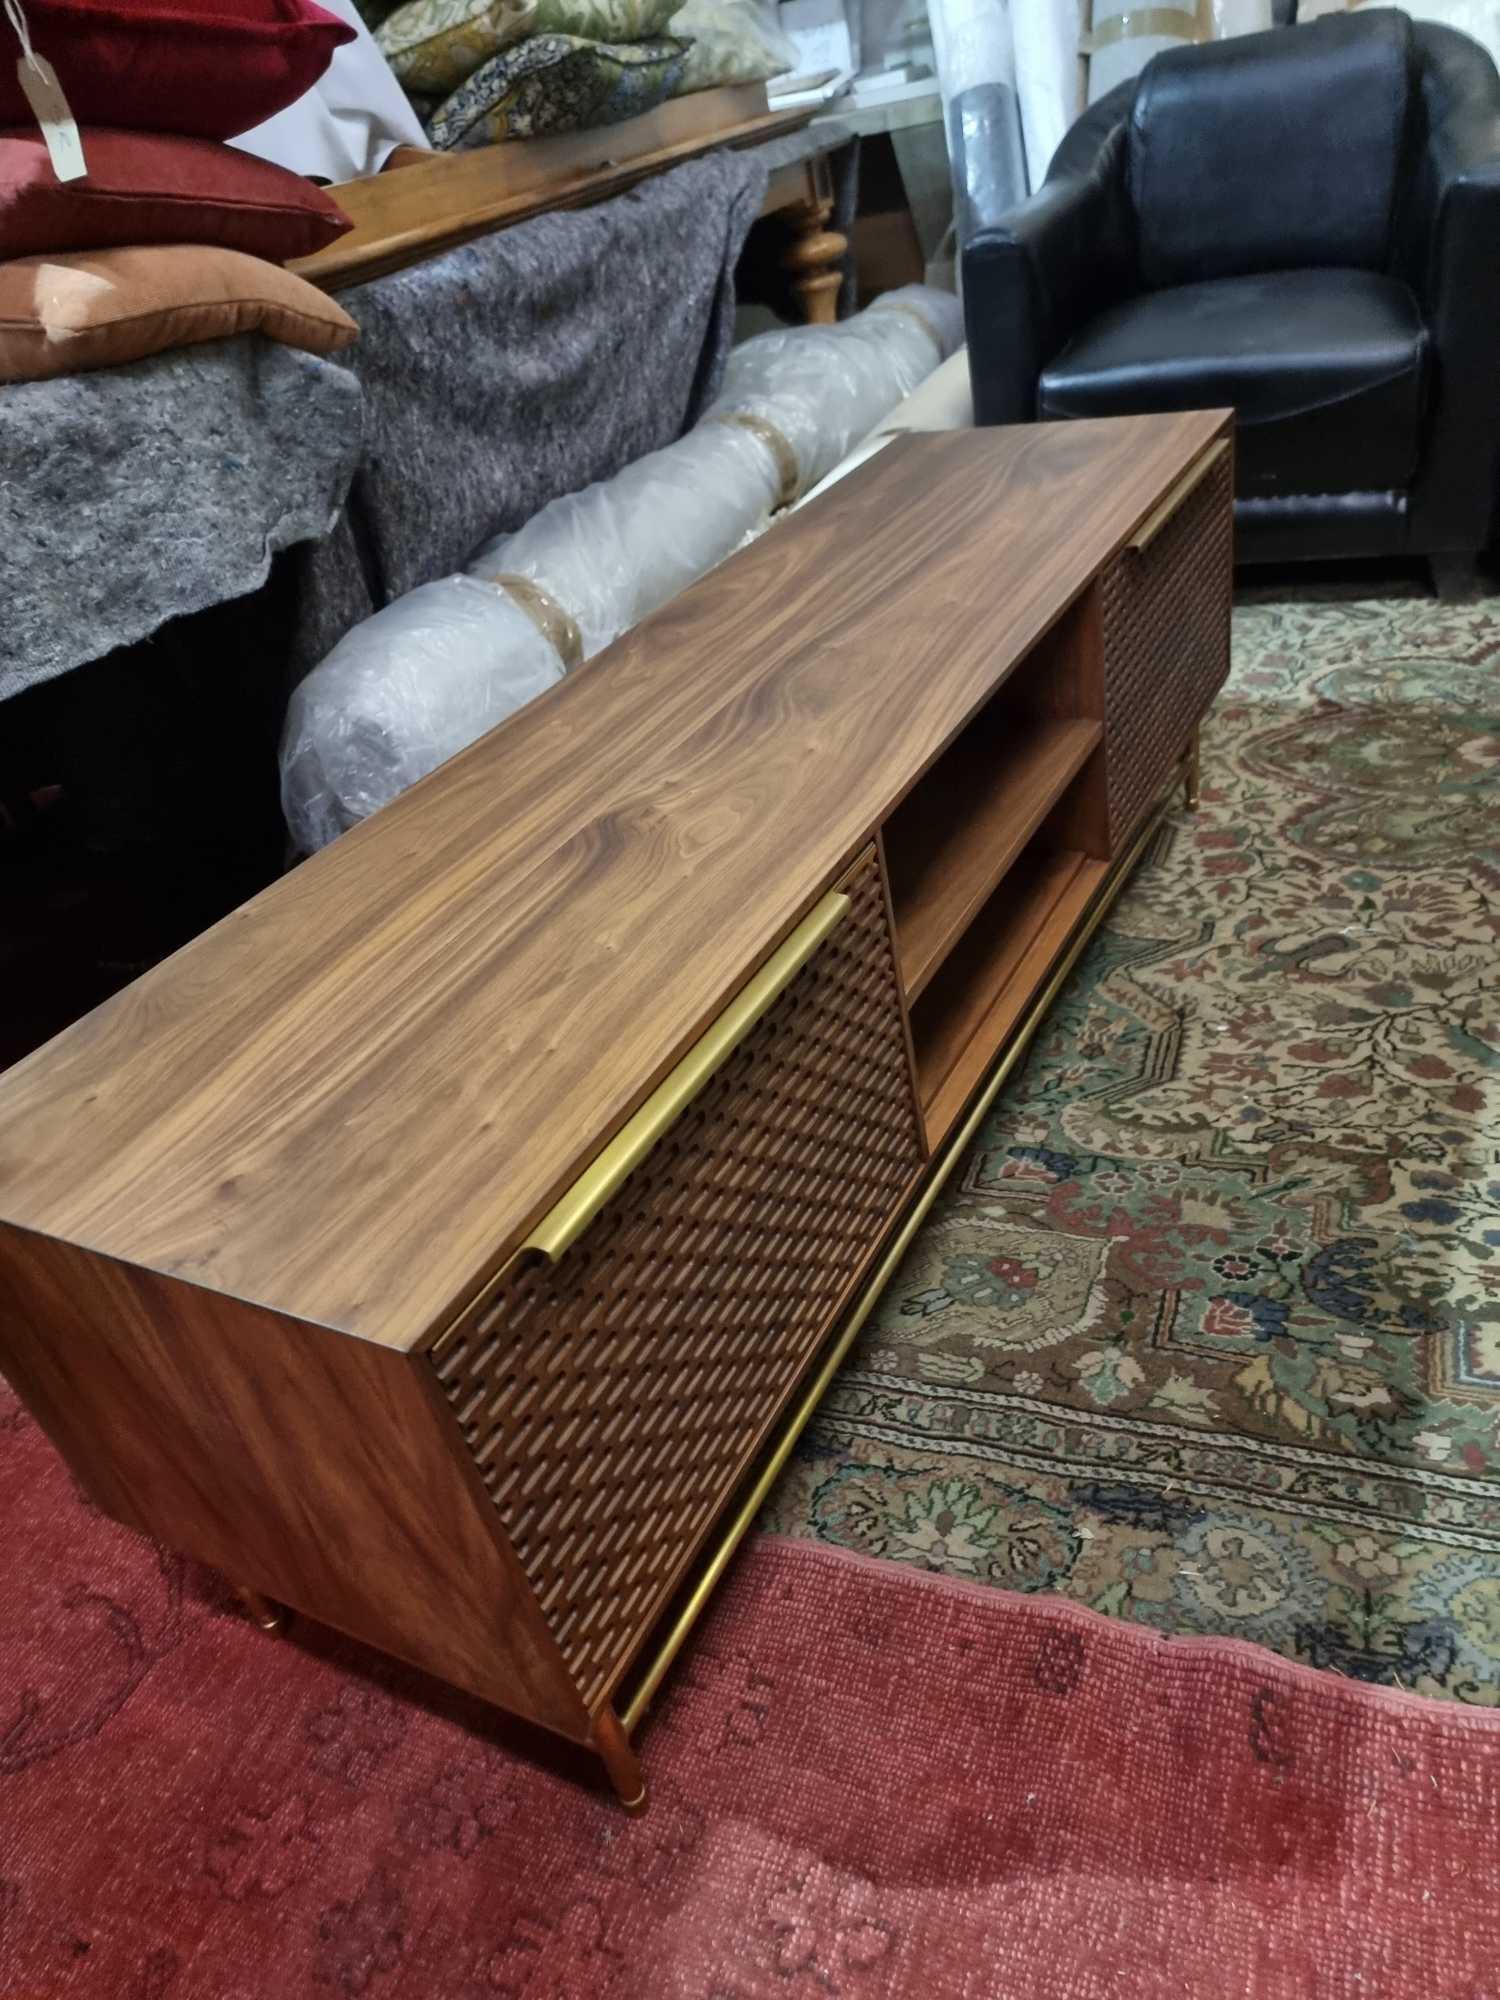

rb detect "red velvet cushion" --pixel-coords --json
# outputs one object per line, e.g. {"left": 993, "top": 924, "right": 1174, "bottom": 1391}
{"left": 0, "top": 129, "right": 352, "bottom": 261}
{"left": 0, "top": 0, "right": 356, "bottom": 142}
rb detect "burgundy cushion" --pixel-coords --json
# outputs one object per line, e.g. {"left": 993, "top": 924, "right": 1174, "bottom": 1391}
{"left": 0, "top": 128, "right": 352, "bottom": 261}
{"left": 0, "top": 0, "right": 356, "bottom": 142}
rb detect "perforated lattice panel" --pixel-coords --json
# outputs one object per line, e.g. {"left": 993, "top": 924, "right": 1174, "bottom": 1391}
{"left": 1100, "top": 447, "right": 1233, "bottom": 846}
{"left": 427, "top": 852, "right": 924, "bottom": 1708}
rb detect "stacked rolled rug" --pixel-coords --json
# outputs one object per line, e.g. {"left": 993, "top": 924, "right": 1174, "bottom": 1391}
{"left": 280, "top": 284, "right": 964, "bottom": 851}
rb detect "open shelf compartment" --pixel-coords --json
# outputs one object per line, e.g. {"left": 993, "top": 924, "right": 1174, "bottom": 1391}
{"left": 908, "top": 807, "right": 1109, "bottom": 1151}
{"left": 883, "top": 593, "right": 1104, "bottom": 1005}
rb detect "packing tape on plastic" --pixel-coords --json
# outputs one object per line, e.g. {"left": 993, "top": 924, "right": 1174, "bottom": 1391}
{"left": 1081, "top": 4, "right": 1208, "bottom": 51}
{"left": 486, "top": 572, "right": 585, "bottom": 671}
{"left": 712, "top": 409, "right": 803, "bottom": 511}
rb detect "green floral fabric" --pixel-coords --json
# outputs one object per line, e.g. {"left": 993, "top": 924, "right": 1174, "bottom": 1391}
{"left": 379, "top": 0, "right": 685, "bottom": 97}
{"left": 531, "top": 0, "right": 685, "bottom": 41}
{"left": 377, "top": 0, "right": 539, "bottom": 97}
{"left": 763, "top": 590, "right": 1500, "bottom": 1705}
{"left": 671, "top": 0, "right": 793, "bottom": 94}
{"left": 425, "top": 31, "right": 688, "bottom": 148}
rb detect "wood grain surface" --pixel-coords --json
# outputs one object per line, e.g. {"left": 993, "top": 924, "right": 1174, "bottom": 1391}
{"left": 292, "top": 91, "right": 812, "bottom": 292}
{"left": 0, "top": 415, "right": 1229, "bottom": 1354}
{"left": 913, "top": 849, "right": 1107, "bottom": 1144}
{"left": 886, "top": 713, "right": 1102, "bottom": 1000}
{"left": 0, "top": 1227, "right": 591, "bottom": 1741}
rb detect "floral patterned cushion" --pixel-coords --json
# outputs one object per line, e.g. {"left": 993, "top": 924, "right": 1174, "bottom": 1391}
{"left": 379, "top": 0, "right": 683, "bottom": 97}
{"left": 670, "top": 0, "right": 793, "bottom": 94}
{"left": 378, "top": 0, "right": 538, "bottom": 95}
{"left": 425, "top": 31, "right": 689, "bottom": 147}
{"left": 532, "top": 0, "right": 685, "bottom": 37}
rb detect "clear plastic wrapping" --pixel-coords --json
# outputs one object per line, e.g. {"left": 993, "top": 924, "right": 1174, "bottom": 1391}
{"left": 1011, "top": 0, "right": 1085, "bottom": 185}
{"left": 280, "top": 576, "right": 564, "bottom": 853}
{"left": 707, "top": 287, "right": 965, "bottom": 493}
{"left": 281, "top": 288, "right": 964, "bottom": 852}
{"left": 468, "top": 419, "right": 784, "bottom": 661}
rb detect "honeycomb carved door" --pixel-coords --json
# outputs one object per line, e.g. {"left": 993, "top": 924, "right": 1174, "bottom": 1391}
{"left": 427, "top": 848, "right": 926, "bottom": 1710}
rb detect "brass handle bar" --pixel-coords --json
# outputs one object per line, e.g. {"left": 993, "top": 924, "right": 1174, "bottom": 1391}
{"left": 615, "top": 779, "right": 1182, "bottom": 1736}
{"left": 521, "top": 888, "right": 853, "bottom": 1263}
{"left": 1127, "top": 438, "right": 1229, "bottom": 554}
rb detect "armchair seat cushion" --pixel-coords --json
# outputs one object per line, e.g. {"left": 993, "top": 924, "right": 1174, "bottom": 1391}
{"left": 1038, "top": 267, "right": 1429, "bottom": 495}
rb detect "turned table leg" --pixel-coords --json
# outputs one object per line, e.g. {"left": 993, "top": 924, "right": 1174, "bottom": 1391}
{"left": 233, "top": 1582, "right": 289, "bottom": 1633}
{"left": 783, "top": 194, "right": 848, "bottom": 326}
{"left": 1182, "top": 727, "right": 1202, "bottom": 812}
{"left": 593, "top": 1706, "right": 648, "bottom": 1814}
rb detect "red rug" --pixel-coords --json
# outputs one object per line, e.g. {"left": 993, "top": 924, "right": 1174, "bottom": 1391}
{"left": 4, "top": 1381, "right": 1499, "bottom": 1999}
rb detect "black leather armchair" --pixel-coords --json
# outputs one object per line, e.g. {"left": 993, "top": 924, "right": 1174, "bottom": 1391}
{"left": 960, "top": 10, "right": 1500, "bottom": 571}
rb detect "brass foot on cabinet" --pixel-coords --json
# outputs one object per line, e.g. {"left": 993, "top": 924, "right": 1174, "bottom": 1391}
{"left": 233, "top": 1583, "right": 288, "bottom": 1633}
{"left": 593, "top": 1705, "right": 648, "bottom": 1814}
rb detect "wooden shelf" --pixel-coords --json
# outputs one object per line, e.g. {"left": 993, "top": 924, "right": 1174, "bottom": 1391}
{"left": 292, "top": 88, "right": 812, "bottom": 292}
{"left": 886, "top": 715, "right": 1102, "bottom": 1001}
{"left": 912, "top": 844, "right": 1110, "bottom": 1147}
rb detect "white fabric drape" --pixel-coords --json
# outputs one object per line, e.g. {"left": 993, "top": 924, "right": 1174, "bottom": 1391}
{"left": 943, "top": 0, "right": 1276, "bottom": 191}
{"left": 233, "top": 0, "right": 429, "bottom": 183}
{"left": 1012, "top": 0, "right": 1087, "bottom": 181}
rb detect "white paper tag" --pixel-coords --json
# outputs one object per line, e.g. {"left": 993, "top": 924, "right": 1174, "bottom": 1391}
{"left": 16, "top": 53, "right": 86, "bottom": 183}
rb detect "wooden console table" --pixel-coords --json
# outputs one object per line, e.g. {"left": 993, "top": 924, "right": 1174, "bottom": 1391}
{"left": 292, "top": 83, "right": 852, "bottom": 323}
{"left": 0, "top": 415, "right": 1232, "bottom": 1809}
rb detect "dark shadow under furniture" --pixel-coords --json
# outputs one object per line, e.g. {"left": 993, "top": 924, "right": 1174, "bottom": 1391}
{"left": 959, "top": 8, "right": 1500, "bottom": 582}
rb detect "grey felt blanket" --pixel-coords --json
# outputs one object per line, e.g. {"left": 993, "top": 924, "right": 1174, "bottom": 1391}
{"left": 289, "top": 145, "right": 769, "bottom": 678}
{"left": 1, "top": 339, "right": 363, "bottom": 704}
{"left": 1, "top": 147, "right": 763, "bottom": 704}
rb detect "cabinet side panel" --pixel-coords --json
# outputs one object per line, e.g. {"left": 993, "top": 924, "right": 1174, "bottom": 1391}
{"left": 0, "top": 1225, "right": 590, "bottom": 1743}
{"left": 1100, "top": 444, "right": 1233, "bottom": 850}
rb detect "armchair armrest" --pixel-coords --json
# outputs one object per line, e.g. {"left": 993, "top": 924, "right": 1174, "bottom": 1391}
{"left": 1404, "top": 24, "right": 1500, "bottom": 551}
{"left": 959, "top": 117, "right": 1135, "bottom": 427}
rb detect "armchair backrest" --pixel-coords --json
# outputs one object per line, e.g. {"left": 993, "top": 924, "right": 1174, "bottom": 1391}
{"left": 1127, "top": 9, "right": 1415, "bottom": 290}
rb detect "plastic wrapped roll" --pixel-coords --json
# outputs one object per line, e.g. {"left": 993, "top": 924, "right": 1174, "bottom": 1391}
{"left": 928, "top": 0, "right": 1029, "bottom": 202}
{"left": 281, "top": 576, "right": 565, "bottom": 853}
{"left": 1087, "top": 0, "right": 1204, "bottom": 103}
{"left": 869, "top": 345, "right": 974, "bottom": 433}
{"left": 794, "top": 346, "right": 975, "bottom": 511}
{"left": 1085, "top": 0, "right": 1271, "bottom": 107}
{"left": 1206, "top": 0, "right": 1272, "bottom": 33}
{"left": 1011, "top": 0, "right": 1085, "bottom": 182}
{"left": 283, "top": 287, "right": 964, "bottom": 850}
{"left": 948, "top": 80, "right": 1031, "bottom": 248}
{"left": 469, "top": 286, "right": 962, "bottom": 652}
{"left": 468, "top": 420, "right": 784, "bottom": 664}
{"left": 706, "top": 287, "right": 965, "bottom": 492}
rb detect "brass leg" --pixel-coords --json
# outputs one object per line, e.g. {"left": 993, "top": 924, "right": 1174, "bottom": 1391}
{"left": 233, "top": 1582, "right": 288, "bottom": 1633}
{"left": 592, "top": 1706, "right": 648, "bottom": 1814}
{"left": 1182, "top": 727, "right": 1201, "bottom": 812}
{"left": 783, "top": 195, "right": 848, "bottom": 326}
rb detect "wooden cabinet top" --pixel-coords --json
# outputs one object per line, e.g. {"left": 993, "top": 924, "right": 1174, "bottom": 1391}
{"left": 0, "top": 413, "right": 1228, "bottom": 1351}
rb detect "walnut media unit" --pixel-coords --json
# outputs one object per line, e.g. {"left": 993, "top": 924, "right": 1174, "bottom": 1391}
{"left": 0, "top": 415, "right": 1232, "bottom": 1809}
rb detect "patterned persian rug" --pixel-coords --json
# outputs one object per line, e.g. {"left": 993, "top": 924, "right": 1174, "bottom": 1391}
{"left": 5, "top": 1373, "right": 1500, "bottom": 1996}
{"left": 764, "top": 590, "right": 1500, "bottom": 1704}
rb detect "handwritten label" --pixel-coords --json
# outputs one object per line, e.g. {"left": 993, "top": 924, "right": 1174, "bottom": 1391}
{"left": 17, "top": 52, "right": 86, "bottom": 183}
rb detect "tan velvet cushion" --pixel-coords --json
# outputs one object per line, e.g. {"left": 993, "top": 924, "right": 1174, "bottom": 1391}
{"left": 0, "top": 244, "right": 358, "bottom": 382}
